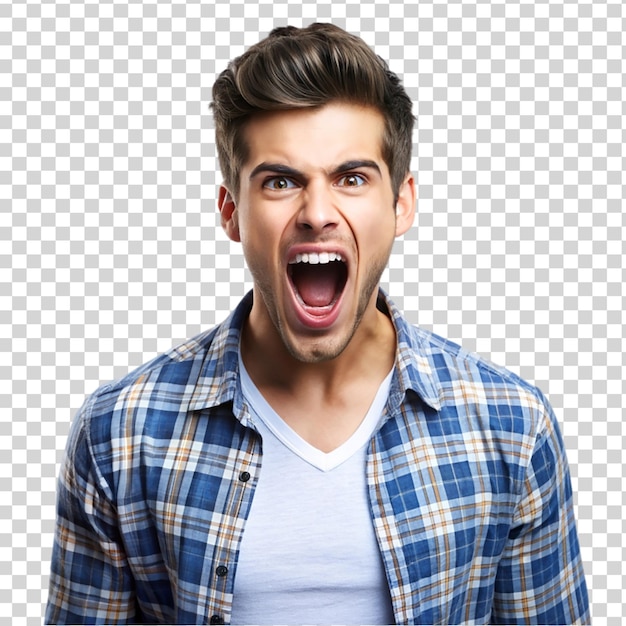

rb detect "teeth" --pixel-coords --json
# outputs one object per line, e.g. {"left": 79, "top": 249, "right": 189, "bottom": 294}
{"left": 289, "top": 252, "right": 344, "bottom": 265}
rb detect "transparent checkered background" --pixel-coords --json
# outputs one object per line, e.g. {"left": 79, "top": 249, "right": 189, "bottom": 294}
{"left": 2, "top": 0, "right": 624, "bottom": 623}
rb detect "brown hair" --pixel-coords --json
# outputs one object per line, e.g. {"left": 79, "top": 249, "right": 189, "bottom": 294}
{"left": 211, "top": 23, "right": 414, "bottom": 200}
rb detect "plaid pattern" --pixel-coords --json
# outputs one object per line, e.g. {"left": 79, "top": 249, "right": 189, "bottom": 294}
{"left": 46, "top": 291, "right": 589, "bottom": 625}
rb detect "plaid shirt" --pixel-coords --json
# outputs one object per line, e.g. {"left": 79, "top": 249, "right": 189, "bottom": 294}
{"left": 46, "top": 291, "right": 589, "bottom": 625}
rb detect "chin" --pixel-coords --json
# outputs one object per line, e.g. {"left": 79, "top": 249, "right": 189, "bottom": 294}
{"left": 280, "top": 326, "right": 355, "bottom": 364}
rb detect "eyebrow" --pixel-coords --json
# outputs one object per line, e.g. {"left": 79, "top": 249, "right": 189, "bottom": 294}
{"left": 249, "top": 163, "right": 303, "bottom": 180}
{"left": 248, "top": 159, "right": 382, "bottom": 181}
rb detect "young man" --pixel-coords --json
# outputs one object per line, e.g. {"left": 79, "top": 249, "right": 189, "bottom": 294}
{"left": 47, "top": 24, "right": 589, "bottom": 625}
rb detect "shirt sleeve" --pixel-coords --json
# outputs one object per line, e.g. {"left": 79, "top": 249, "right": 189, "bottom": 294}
{"left": 45, "top": 398, "right": 139, "bottom": 625}
{"left": 492, "top": 398, "right": 590, "bottom": 625}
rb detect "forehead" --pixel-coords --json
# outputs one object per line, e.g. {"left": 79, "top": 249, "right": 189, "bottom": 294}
{"left": 241, "top": 103, "right": 387, "bottom": 172}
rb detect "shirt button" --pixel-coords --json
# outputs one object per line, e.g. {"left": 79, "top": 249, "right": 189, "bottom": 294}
{"left": 210, "top": 616, "right": 224, "bottom": 625}
{"left": 216, "top": 565, "right": 228, "bottom": 577}
{"left": 239, "top": 471, "right": 251, "bottom": 482}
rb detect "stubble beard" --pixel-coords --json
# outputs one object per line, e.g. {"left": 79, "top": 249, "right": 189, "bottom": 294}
{"left": 253, "top": 251, "right": 390, "bottom": 365}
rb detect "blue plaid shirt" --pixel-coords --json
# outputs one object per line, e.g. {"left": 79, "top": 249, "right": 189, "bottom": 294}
{"left": 47, "top": 291, "right": 589, "bottom": 625}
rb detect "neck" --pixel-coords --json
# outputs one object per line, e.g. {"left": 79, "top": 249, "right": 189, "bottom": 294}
{"left": 240, "top": 294, "right": 396, "bottom": 398}
{"left": 240, "top": 290, "right": 397, "bottom": 452}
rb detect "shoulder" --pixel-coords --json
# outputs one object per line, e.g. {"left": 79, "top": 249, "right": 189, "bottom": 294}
{"left": 75, "top": 324, "right": 223, "bottom": 448}
{"left": 62, "top": 323, "right": 234, "bottom": 501}
{"left": 386, "top": 317, "right": 565, "bottom": 498}
{"left": 398, "top": 318, "right": 554, "bottom": 441}
{"left": 411, "top": 322, "right": 535, "bottom": 391}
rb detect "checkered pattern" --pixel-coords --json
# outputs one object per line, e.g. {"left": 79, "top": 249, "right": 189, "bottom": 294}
{"left": 45, "top": 292, "right": 588, "bottom": 624}
{"left": 2, "top": 0, "right": 624, "bottom": 623}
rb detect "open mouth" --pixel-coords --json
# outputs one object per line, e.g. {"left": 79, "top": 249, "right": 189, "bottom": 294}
{"left": 287, "top": 252, "right": 348, "bottom": 312}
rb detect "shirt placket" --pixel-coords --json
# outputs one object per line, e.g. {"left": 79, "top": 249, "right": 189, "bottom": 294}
{"left": 204, "top": 423, "right": 261, "bottom": 625}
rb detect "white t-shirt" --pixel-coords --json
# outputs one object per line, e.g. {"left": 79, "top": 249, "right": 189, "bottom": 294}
{"left": 230, "top": 357, "right": 395, "bottom": 625}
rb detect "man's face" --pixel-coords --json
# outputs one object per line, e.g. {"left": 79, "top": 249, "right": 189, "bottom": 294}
{"left": 219, "top": 102, "right": 415, "bottom": 363}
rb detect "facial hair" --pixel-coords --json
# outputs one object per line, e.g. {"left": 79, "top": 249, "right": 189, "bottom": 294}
{"left": 251, "top": 240, "right": 393, "bottom": 364}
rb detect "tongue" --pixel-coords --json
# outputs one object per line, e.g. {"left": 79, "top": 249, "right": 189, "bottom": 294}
{"left": 293, "top": 264, "right": 338, "bottom": 307}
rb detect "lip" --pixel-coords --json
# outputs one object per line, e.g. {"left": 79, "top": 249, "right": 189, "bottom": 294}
{"left": 285, "top": 244, "right": 350, "bottom": 331}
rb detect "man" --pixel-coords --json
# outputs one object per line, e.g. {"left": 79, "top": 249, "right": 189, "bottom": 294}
{"left": 47, "top": 23, "right": 589, "bottom": 625}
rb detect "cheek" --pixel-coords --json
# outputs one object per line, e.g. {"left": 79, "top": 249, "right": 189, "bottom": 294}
{"left": 239, "top": 218, "right": 281, "bottom": 269}
{"left": 355, "top": 207, "right": 396, "bottom": 245}
{"left": 237, "top": 208, "right": 262, "bottom": 247}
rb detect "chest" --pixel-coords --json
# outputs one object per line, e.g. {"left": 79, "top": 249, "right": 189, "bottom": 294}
{"left": 229, "top": 423, "right": 395, "bottom": 625}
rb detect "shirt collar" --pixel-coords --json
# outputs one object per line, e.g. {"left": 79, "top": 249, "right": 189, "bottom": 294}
{"left": 188, "top": 290, "right": 442, "bottom": 413}
{"left": 187, "top": 292, "right": 254, "bottom": 413}
{"left": 377, "top": 291, "right": 442, "bottom": 411}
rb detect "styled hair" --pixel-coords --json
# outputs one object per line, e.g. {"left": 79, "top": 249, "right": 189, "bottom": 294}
{"left": 211, "top": 23, "right": 414, "bottom": 200}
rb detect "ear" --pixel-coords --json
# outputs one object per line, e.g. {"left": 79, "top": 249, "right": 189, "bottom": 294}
{"left": 218, "top": 185, "right": 241, "bottom": 243}
{"left": 394, "top": 173, "right": 416, "bottom": 237}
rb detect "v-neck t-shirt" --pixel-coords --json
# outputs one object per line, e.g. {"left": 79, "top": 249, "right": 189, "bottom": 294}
{"left": 230, "top": 356, "right": 395, "bottom": 625}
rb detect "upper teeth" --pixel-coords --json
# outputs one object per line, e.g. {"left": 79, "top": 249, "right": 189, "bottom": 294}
{"left": 289, "top": 252, "right": 344, "bottom": 265}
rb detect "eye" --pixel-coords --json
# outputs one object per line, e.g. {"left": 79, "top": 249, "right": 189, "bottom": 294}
{"left": 263, "top": 177, "right": 297, "bottom": 190}
{"left": 337, "top": 174, "right": 366, "bottom": 188}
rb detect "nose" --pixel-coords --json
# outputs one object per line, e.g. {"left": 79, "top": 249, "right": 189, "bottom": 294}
{"left": 296, "top": 182, "right": 340, "bottom": 232}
